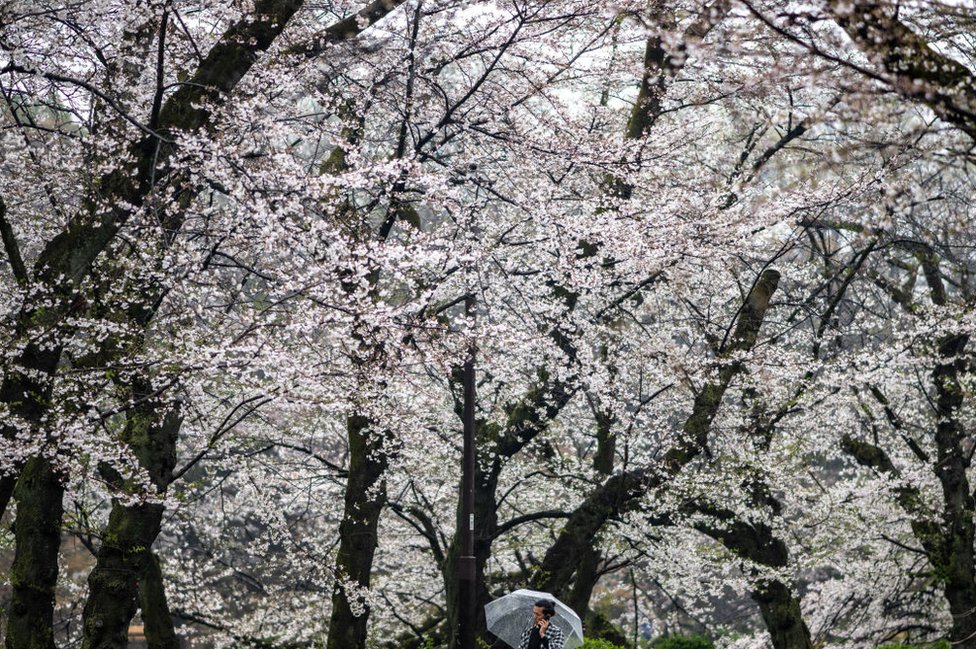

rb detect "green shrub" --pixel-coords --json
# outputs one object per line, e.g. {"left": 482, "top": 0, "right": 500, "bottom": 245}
{"left": 651, "top": 635, "right": 714, "bottom": 649}
{"left": 582, "top": 639, "right": 627, "bottom": 649}
{"left": 877, "top": 642, "right": 950, "bottom": 649}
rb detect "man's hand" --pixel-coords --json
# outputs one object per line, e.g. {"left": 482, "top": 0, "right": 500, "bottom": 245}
{"left": 538, "top": 618, "right": 550, "bottom": 637}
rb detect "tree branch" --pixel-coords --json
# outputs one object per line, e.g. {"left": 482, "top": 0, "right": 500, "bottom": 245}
{"left": 287, "top": 0, "right": 410, "bottom": 57}
{"left": 0, "top": 196, "right": 28, "bottom": 285}
{"left": 493, "top": 510, "right": 573, "bottom": 540}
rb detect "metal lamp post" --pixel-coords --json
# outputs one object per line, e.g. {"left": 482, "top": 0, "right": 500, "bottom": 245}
{"left": 458, "top": 294, "right": 477, "bottom": 649}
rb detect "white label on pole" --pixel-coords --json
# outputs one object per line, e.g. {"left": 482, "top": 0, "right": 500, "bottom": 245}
{"left": 469, "top": 513, "right": 475, "bottom": 530}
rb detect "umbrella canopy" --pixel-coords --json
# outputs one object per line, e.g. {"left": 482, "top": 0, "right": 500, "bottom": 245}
{"left": 484, "top": 588, "right": 584, "bottom": 649}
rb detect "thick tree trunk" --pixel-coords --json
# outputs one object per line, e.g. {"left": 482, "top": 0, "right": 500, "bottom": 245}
{"left": 753, "top": 580, "right": 813, "bottom": 649}
{"left": 83, "top": 504, "right": 166, "bottom": 649}
{"left": 325, "top": 415, "right": 389, "bottom": 649}
{"left": 0, "top": 342, "right": 63, "bottom": 519}
{"left": 81, "top": 378, "right": 181, "bottom": 649}
{"left": 567, "top": 545, "right": 601, "bottom": 620}
{"left": 139, "top": 553, "right": 180, "bottom": 649}
{"left": 566, "top": 409, "right": 615, "bottom": 621}
{"left": 932, "top": 334, "right": 976, "bottom": 646}
{"left": 5, "top": 457, "right": 65, "bottom": 649}
{"left": 695, "top": 512, "right": 812, "bottom": 649}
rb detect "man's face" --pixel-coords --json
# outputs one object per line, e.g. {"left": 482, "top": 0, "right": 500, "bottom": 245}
{"left": 532, "top": 606, "right": 545, "bottom": 624}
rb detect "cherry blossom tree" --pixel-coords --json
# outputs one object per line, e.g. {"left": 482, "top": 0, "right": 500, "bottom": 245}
{"left": 2, "top": 2, "right": 976, "bottom": 649}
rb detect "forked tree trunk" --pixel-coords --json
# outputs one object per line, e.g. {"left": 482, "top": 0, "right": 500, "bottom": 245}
{"left": 82, "top": 393, "right": 181, "bottom": 649}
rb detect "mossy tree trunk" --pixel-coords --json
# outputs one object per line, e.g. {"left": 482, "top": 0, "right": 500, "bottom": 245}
{"left": 694, "top": 509, "right": 812, "bottom": 649}
{"left": 5, "top": 457, "right": 65, "bottom": 649}
{"left": 0, "top": 331, "right": 68, "bottom": 520}
{"left": 567, "top": 407, "right": 615, "bottom": 621}
{"left": 931, "top": 334, "right": 976, "bottom": 645}
{"left": 842, "top": 252, "right": 976, "bottom": 646}
{"left": 81, "top": 375, "right": 181, "bottom": 649}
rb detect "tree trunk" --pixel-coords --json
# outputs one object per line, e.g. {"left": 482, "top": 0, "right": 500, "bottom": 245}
{"left": 695, "top": 512, "right": 812, "bottom": 649}
{"left": 83, "top": 504, "right": 165, "bottom": 649}
{"left": 568, "top": 407, "right": 616, "bottom": 619}
{"left": 532, "top": 469, "right": 648, "bottom": 596}
{"left": 0, "top": 341, "right": 63, "bottom": 519}
{"left": 567, "top": 545, "right": 602, "bottom": 621}
{"left": 81, "top": 379, "right": 181, "bottom": 649}
{"left": 325, "top": 415, "right": 389, "bottom": 649}
{"left": 932, "top": 334, "right": 976, "bottom": 646}
{"left": 5, "top": 457, "right": 65, "bottom": 649}
{"left": 753, "top": 580, "right": 813, "bottom": 649}
{"left": 139, "top": 553, "right": 180, "bottom": 649}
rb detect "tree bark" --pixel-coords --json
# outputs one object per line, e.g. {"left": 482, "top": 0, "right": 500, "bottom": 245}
{"left": 694, "top": 511, "right": 812, "bottom": 649}
{"left": 753, "top": 581, "right": 813, "bottom": 649}
{"left": 0, "top": 341, "right": 64, "bottom": 519}
{"left": 566, "top": 408, "right": 616, "bottom": 622}
{"left": 325, "top": 415, "right": 389, "bottom": 649}
{"left": 139, "top": 553, "right": 181, "bottom": 649}
{"left": 843, "top": 334, "right": 976, "bottom": 646}
{"left": 82, "top": 385, "right": 181, "bottom": 649}
{"left": 5, "top": 457, "right": 65, "bottom": 649}
{"left": 932, "top": 334, "right": 976, "bottom": 646}
{"left": 82, "top": 504, "right": 166, "bottom": 649}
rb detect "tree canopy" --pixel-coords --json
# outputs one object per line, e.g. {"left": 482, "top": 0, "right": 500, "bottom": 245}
{"left": 1, "top": 1, "right": 975, "bottom": 648}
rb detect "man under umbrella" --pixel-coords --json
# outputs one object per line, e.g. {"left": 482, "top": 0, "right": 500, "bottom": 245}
{"left": 516, "top": 599, "right": 565, "bottom": 649}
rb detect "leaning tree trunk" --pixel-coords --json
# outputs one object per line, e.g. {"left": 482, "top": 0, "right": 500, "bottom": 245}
{"left": 533, "top": 270, "right": 781, "bottom": 597}
{"left": 325, "top": 415, "right": 390, "bottom": 649}
{"left": 695, "top": 509, "right": 813, "bottom": 649}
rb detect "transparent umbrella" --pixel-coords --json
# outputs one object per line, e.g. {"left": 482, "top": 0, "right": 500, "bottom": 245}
{"left": 484, "top": 588, "right": 584, "bottom": 649}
